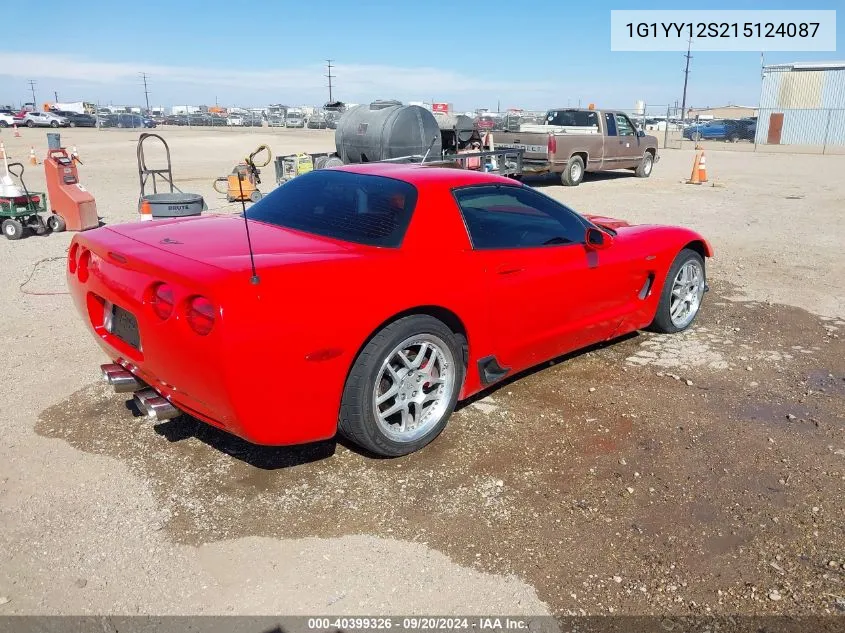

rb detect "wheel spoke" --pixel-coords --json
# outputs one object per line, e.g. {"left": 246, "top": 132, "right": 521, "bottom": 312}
{"left": 397, "top": 350, "right": 414, "bottom": 369}
{"left": 376, "top": 383, "right": 399, "bottom": 405}
{"left": 671, "top": 299, "right": 686, "bottom": 319}
{"left": 412, "top": 343, "right": 429, "bottom": 369}
{"left": 401, "top": 405, "right": 414, "bottom": 431}
{"left": 379, "top": 400, "right": 405, "bottom": 419}
{"left": 422, "top": 347, "right": 438, "bottom": 377}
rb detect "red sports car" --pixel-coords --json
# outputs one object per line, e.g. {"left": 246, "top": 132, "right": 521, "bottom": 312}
{"left": 68, "top": 164, "right": 711, "bottom": 457}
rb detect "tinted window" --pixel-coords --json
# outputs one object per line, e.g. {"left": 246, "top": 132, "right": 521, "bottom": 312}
{"left": 454, "top": 185, "right": 586, "bottom": 250}
{"left": 246, "top": 170, "right": 418, "bottom": 248}
{"left": 546, "top": 109, "right": 599, "bottom": 128}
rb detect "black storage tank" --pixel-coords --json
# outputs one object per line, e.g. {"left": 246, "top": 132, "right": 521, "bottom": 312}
{"left": 335, "top": 100, "right": 442, "bottom": 163}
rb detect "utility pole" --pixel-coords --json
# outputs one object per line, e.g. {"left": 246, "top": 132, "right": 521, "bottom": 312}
{"left": 140, "top": 72, "right": 151, "bottom": 114}
{"left": 325, "top": 60, "right": 335, "bottom": 103}
{"left": 28, "top": 80, "right": 36, "bottom": 105}
{"left": 54, "top": 91, "right": 59, "bottom": 102}
{"left": 680, "top": 37, "right": 692, "bottom": 121}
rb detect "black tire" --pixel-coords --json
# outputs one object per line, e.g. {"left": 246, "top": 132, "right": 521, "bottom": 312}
{"left": 338, "top": 315, "right": 465, "bottom": 457}
{"left": 561, "top": 155, "right": 585, "bottom": 186}
{"left": 50, "top": 121, "right": 59, "bottom": 128}
{"left": 692, "top": 131, "right": 702, "bottom": 142}
{"left": 27, "top": 120, "right": 35, "bottom": 128}
{"left": 0, "top": 121, "right": 8, "bottom": 128}
{"left": 249, "top": 190, "right": 263, "bottom": 203}
{"left": 69, "top": 121, "right": 76, "bottom": 128}
{"left": 324, "top": 156, "right": 344, "bottom": 168}
{"left": 47, "top": 214, "right": 66, "bottom": 232}
{"left": 635, "top": 152, "right": 654, "bottom": 178}
{"left": 728, "top": 133, "right": 740, "bottom": 143}
{"left": 649, "top": 248, "right": 706, "bottom": 334}
{"left": 2, "top": 219, "right": 24, "bottom": 240}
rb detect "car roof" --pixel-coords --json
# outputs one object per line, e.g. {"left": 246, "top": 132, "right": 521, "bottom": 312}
{"left": 335, "top": 162, "right": 519, "bottom": 188}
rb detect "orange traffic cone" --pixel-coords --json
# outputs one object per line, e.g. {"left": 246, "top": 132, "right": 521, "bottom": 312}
{"left": 696, "top": 151, "right": 708, "bottom": 183}
{"left": 0, "top": 142, "right": 6, "bottom": 160}
{"left": 687, "top": 150, "right": 702, "bottom": 184}
{"left": 13, "top": 124, "right": 21, "bottom": 138}
{"left": 29, "top": 147, "right": 38, "bottom": 166}
{"left": 139, "top": 199, "right": 153, "bottom": 221}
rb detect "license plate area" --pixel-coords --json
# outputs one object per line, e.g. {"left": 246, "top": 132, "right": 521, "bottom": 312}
{"left": 104, "top": 302, "right": 141, "bottom": 350}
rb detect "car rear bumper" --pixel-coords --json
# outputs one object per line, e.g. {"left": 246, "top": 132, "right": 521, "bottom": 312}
{"left": 66, "top": 231, "right": 340, "bottom": 447}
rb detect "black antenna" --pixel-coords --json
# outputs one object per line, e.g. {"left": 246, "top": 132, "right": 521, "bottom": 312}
{"left": 237, "top": 173, "right": 260, "bottom": 285}
{"left": 421, "top": 136, "right": 438, "bottom": 163}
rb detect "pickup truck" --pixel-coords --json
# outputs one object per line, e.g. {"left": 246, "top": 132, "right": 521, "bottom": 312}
{"left": 492, "top": 108, "right": 659, "bottom": 186}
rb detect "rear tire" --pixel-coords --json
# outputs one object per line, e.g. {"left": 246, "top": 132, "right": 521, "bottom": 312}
{"left": 2, "top": 219, "right": 24, "bottom": 240}
{"left": 561, "top": 155, "right": 585, "bottom": 186}
{"left": 249, "top": 190, "right": 263, "bottom": 203}
{"left": 649, "top": 248, "right": 706, "bottom": 334}
{"left": 339, "top": 315, "right": 465, "bottom": 457}
{"left": 324, "top": 156, "right": 344, "bottom": 168}
{"left": 635, "top": 152, "right": 654, "bottom": 178}
{"left": 47, "top": 214, "right": 66, "bottom": 232}
{"left": 50, "top": 121, "right": 59, "bottom": 128}
{"left": 27, "top": 120, "right": 35, "bottom": 128}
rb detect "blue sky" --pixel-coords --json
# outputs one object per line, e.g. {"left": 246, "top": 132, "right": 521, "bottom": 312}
{"left": 0, "top": 0, "right": 840, "bottom": 112}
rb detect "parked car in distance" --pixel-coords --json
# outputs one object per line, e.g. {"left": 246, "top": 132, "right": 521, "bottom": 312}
{"left": 683, "top": 119, "right": 755, "bottom": 142}
{"left": 0, "top": 109, "right": 17, "bottom": 127}
{"left": 99, "top": 113, "right": 156, "bottom": 128}
{"left": 267, "top": 116, "right": 285, "bottom": 127}
{"left": 70, "top": 163, "right": 712, "bottom": 457}
{"left": 52, "top": 110, "right": 97, "bottom": 128}
{"left": 285, "top": 110, "right": 305, "bottom": 128}
{"left": 18, "top": 111, "right": 69, "bottom": 128}
{"left": 494, "top": 108, "right": 660, "bottom": 186}
{"left": 307, "top": 112, "right": 327, "bottom": 129}
{"left": 325, "top": 111, "right": 342, "bottom": 129}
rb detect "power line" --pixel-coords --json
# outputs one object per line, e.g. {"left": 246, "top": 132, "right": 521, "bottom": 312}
{"left": 140, "top": 72, "right": 151, "bottom": 113}
{"left": 28, "top": 80, "right": 36, "bottom": 105}
{"left": 326, "top": 60, "right": 336, "bottom": 103}
{"left": 680, "top": 38, "right": 692, "bottom": 121}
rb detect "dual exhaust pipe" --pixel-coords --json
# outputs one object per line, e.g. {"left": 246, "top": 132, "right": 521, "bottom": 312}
{"left": 101, "top": 363, "right": 181, "bottom": 421}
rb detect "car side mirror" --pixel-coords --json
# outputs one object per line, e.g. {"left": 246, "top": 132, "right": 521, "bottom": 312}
{"left": 637, "top": 129, "right": 645, "bottom": 138}
{"left": 585, "top": 227, "right": 612, "bottom": 250}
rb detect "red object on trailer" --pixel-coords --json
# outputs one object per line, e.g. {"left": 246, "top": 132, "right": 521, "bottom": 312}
{"left": 432, "top": 102, "right": 450, "bottom": 113}
{"left": 44, "top": 147, "right": 98, "bottom": 231}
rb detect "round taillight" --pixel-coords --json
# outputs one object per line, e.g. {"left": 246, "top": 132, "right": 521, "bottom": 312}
{"left": 68, "top": 242, "right": 79, "bottom": 274}
{"left": 150, "top": 283, "right": 174, "bottom": 320}
{"left": 186, "top": 296, "right": 215, "bottom": 336}
{"left": 77, "top": 248, "right": 91, "bottom": 282}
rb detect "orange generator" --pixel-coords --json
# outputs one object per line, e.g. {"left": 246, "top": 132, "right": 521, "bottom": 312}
{"left": 44, "top": 143, "right": 98, "bottom": 231}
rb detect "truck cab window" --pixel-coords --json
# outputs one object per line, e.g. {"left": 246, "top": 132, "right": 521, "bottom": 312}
{"left": 615, "top": 114, "right": 635, "bottom": 136}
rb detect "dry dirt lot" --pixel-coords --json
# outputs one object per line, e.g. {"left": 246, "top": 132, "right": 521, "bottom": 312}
{"left": 0, "top": 127, "right": 843, "bottom": 618}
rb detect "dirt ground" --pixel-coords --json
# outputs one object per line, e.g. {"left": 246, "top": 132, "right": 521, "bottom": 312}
{"left": 0, "top": 127, "right": 843, "bottom": 617}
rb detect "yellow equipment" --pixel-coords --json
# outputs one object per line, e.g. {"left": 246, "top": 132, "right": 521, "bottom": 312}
{"left": 277, "top": 153, "right": 315, "bottom": 182}
{"left": 213, "top": 144, "right": 272, "bottom": 203}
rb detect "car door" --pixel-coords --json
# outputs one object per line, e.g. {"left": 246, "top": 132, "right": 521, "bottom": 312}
{"left": 453, "top": 184, "right": 631, "bottom": 373}
{"left": 612, "top": 114, "right": 643, "bottom": 167}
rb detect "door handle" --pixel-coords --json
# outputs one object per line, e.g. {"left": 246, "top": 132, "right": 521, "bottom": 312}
{"left": 496, "top": 264, "right": 523, "bottom": 275}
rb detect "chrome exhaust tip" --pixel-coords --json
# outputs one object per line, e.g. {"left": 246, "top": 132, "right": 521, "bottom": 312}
{"left": 101, "top": 363, "right": 145, "bottom": 393}
{"left": 132, "top": 387, "right": 181, "bottom": 421}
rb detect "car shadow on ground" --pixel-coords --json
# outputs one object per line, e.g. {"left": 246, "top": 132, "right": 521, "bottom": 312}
{"left": 128, "top": 330, "right": 642, "bottom": 468}
{"left": 523, "top": 171, "right": 638, "bottom": 187}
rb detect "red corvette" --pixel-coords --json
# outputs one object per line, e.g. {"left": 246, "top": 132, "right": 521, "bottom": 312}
{"left": 68, "top": 164, "right": 711, "bottom": 456}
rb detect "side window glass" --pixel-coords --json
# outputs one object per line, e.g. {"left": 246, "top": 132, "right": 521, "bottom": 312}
{"left": 615, "top": 114, "right": 635, "bottom": 136}
{"left": 454, "top": 185, "right": 586, "bottom": 250}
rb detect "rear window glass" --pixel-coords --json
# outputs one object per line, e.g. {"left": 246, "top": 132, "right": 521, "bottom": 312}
{"left": 546, "top": 109, "right": 599, "bottom": 127}
{"left": 246, "top": 170, "right": 418, "bottom": 248}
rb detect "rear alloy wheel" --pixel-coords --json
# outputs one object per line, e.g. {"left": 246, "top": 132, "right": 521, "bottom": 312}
{"left": 635, "top": 152, "right": 654, "bottom": 178}
{"left": 2, "top": 219, "right": 24, "bottom": 240}
{"left": 50, "top": 121, "right": 59, "bottom": 128}
{"left": 0, "top": 121, "right": 8, "bottom": 128}
{"left": 561, "top": 155, "right": 585, "bottom": 186}
{"left": 692, "top": 131, "right": 702, "bottom": 142}
{"left": 27, "top": 120, "right": 35, "bottom": 128}
{"left": 728, "top": 133, "right": 740, "bottom": 143}
{"left": 649, "top": 248, "right": 706, "bottom": 334}
{"left": 69, "top": 121, "right": 76, "bottom": 128}
{"left": 339, "top": 315, "right": 464, "bottom": 457}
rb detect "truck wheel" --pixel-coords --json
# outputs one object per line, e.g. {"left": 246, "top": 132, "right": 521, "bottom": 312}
{"left": 314, "top": 156, "right": 328, "bottom": 170}
{"left": 324, "top": 156, "right": 344, "bottom": 168}
{"left": 635, "top": 152, "right": 654, "bottom": 178}
{"left": 561, "top": 155, "right": 585, "bottom": 186}
{"left": 2, "top": 219, "right": 24, "bottom": 240}
{"left": 47, "top": 214, "right": 66, "bottom": 232}
{"left": 338, "top": 315, "right": 465, "bottom": 457}
{"left": 728, "top": 133, "right": 740, "bottom": 143}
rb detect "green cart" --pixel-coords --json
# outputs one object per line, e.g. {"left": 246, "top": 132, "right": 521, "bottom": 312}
{"left": 0, "top": 162, "right": 48, "bottom": 240}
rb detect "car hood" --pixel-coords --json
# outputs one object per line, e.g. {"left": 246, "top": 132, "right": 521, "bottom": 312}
{"left": 106, "top": 215, "right": 357, "bottom": 272}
